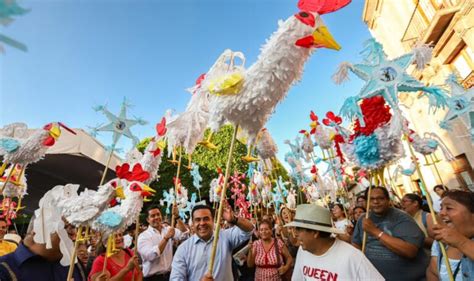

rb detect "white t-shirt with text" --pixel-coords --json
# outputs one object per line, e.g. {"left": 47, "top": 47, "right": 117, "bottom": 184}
{"left": 292, "top": 239, "right": 384, "bottom": 281}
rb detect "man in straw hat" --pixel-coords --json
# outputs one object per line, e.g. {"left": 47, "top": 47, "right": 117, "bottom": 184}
{"left": 285, "top": 204, "right": 384, "bottom": 280}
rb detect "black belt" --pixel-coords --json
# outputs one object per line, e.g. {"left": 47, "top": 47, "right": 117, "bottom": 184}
{"left": 144, "top": 272, "right": 170, "bottom": 281}
{"left": 148, "top": 271, "right": 170, "bottom": 277}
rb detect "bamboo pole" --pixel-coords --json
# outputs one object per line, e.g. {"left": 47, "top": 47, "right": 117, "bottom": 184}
{"left": 362, "top": 173, "right": 374, "bottom": 253}
{"left": 102, "top": 234, "right": 112, "bottom": 274}
{"left": 327, "top": 148, "right": 349, "bottom": 219}
{"left": 171, "top": 147, "right": 183, "bottom": 228}
{"left": 406, "top": 139, "right": 454, "bottom": 281}
{"left": 386, "top": 166, "right": 402, "bottom": 201}
{"left": 1, "top": 165, "right": 18, "bottom": 223}
{"left": 67, "top": 226, "right": 83, "bottom": 281}
{"left": 99, "top": 146, "right": 115, "bottom": 186}
{"left": 207, "top": 125, "right": 239, "bottom": 276}
{"left": 0, "top": 162, "right": 8, "bottom": 177}
{"left": 131, "top": 216, "right": 140, "bottom": 281}
{"left": 430, "top": 154, "right": 445, "bottom": 187}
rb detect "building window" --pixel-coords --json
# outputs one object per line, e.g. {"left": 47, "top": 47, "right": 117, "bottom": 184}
{"left": 451, "top": 45, "right": 474, "bottom": 80}
{"left": 450, "top": 153, "right": 474, "bottom": 191}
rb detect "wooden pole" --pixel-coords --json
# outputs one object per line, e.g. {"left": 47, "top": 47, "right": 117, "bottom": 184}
{"left": 207, "top": 125, "right": 239, "bottom": 276}
{"left": 406, "top": 139, "right": 453, "bottom": 281}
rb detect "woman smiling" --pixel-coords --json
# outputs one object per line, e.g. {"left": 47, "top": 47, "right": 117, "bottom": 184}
{"left": 426, "top": 190, "right": 474, "bottom": 281}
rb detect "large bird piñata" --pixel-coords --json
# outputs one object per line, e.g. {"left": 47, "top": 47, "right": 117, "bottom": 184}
{"left": 91, "top": 163, "right": 155, "bottom": 238}
{"left": 0, "top": 122, "right": 74, "bottom": 166}
{"left": 0, "top": 122, "right": 75, "bottom": 219}
{"left": 33, "top": 184, "right": 81, "bottom": 266}
{"left": 202, "top": 1, "right": 348, "bottom": 158}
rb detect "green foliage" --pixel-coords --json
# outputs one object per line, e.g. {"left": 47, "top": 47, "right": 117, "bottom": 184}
{"left": 138, "top": 125, "right": 289, "bottom": 213}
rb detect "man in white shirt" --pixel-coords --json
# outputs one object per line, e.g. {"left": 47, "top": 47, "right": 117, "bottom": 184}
{"left": 138, "top": 205, "right": 186, "bottom": 281}
{"left": 286, "top": 204, "right": 384, "bottom": 281}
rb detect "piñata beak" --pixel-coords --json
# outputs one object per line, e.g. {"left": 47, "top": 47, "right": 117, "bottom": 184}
{"left": 49, "top": 123, "right": 61, "bottom": 140}
{"left": 141, "top": 185, "right": 156, "bottom": 197}
{"left": 157, "top": 139, "right": 167, "bottom": 150}
{"left": 115, "top": 186, "right": 125, "bottom": 199}
{"left": 312, "top": 25, "right": 341, "bottom": 50}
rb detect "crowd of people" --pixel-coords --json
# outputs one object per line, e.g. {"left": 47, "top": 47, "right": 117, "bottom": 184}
{"left": 0, "top": 185, "right": 472, "bottom": 281}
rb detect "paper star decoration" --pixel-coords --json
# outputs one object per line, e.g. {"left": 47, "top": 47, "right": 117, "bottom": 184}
{"left": 91, "top": 98, "right": 147, "bottom": 147}
{"left": 440, "top": 74, "right": 474, "bottom": 141}
{"left": 335, "top": 39, "right": 448, "bottom": 126}
{"left": 0, "top": 0, "right": 29, "bottom": 52}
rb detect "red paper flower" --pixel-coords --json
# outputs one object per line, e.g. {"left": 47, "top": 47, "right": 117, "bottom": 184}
{"left": 115, "top": 163, "right": 150, "bottom": 182}
{"left": 351, "top": 96, "right": 392, "bottom": 139}
{"left": 130, "top": 164, "right": 150, "bottom": 182}
{"left": 322, "top": 111, "right": 342, "bottom": 127}
{"left": 116, "top": 163, "right": 131, "bottom": 179}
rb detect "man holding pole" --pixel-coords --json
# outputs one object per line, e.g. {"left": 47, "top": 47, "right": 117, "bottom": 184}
{"left": 138, "top": 205, "right": 186, "bottom": 281}
{"left": 352, "top": 186, "right": 429, "bottom": 281}
{"left": 170, "top": 204, "right": 254, "bottom": 281}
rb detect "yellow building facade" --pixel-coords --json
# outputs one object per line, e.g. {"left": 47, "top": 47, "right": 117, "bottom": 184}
{"left": 362, "top": 0, "right": 474, "bottom": 195}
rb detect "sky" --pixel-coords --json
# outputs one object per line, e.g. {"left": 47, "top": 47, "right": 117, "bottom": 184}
{"left": 1, "top": 0, "right": 372, "bottom": 161}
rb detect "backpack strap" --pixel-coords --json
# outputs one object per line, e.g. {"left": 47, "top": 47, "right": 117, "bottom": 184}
{"left": 0, "top": 262, "right": 18, "bottom": 281}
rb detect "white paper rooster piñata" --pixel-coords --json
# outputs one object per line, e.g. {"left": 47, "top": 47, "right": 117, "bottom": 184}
{"left": 91, "top": 182, "right": 154, "bottom": 237}
{"left": 33, "top": 184, "right": 80, "bottom": 266}
{"left": 58, "top": 178, "right": 123, "bottom": 227}
{"left": 0, "top": 122, "right": 74, "bottom": 166}
{"left": 204, "top": 3, "right": 346, "bottom": 149}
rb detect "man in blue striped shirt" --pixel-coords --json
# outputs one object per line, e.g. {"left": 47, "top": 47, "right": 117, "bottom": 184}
{"left": 171, "top": 204, "right": 254, "bottom": 281}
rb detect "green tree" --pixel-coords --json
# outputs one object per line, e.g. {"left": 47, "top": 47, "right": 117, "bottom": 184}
{"left": 137, "top": 125, "right": 289, "bottom": 210}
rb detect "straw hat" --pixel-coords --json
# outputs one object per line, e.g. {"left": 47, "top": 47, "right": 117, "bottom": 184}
{"left": 4, "top": 233, "right": 21, "bottom": 245}
{"left": 284, "top": 204, "right": 343, "bottom": 234}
